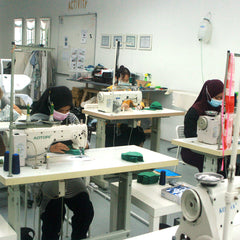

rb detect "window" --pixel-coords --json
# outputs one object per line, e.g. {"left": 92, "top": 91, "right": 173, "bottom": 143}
{"left": 26, "top": 18, "right": 36, "bottom": 45}
{"left": 14, "top": 17, "right": 51, "bottom": 46}
{"left": 40, "top": 18, "right": 51, "bottom": 47}
{"left": 14, "top": 19, "right": 23, "bottom": 45}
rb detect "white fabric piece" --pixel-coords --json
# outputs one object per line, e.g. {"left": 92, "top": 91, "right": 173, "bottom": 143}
{"left": 0, "top": 74, "right": 31, "bottom": 92}
{"left": 15, "top": 94, "right": 33, "bottom": 105}
{"left": 40, "top": 52, "right": 47, "bottom": 94}
{"left": 23, "top": 53, "right": 34, "bottom": 78}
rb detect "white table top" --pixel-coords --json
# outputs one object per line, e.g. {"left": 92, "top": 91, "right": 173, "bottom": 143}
{"left": 171, "top": 137, "right": 240, "bottom": 157}
{"left": 126, "top": 225, "right": 240, "bottom": 240}
{"left": 0, "top": 145, "right": 178, "bottom": 186}
{"left": 0, "top": 115, "right": 27, "bottom": 131}
{"left": 83, "top": 108, "right": 185, "bottom": 120}
{"left": 126, "top": 226, "right": 178, "bottom": 239}
{"left": 0, "top": 122, "right": 10, "bottom": 131}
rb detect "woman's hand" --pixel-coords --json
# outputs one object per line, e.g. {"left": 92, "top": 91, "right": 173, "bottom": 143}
{"left": 136, "top": 102, "right": 145, "bottom": 110}
{"left": 121, "top": 102, "right": 130, "bottom": 111}
{"left": 13, "top": 104, "right": 22, "bottom": 114}
{"left": 136, "top": 104, "right": 143, "bottom": 110}
{"left": 50, "top": 143, "right": 69, "bottom": 153}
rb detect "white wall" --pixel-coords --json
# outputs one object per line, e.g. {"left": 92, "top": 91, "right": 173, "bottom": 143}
{"left": 1, "top": 0, "right": 240, "bottom": 140}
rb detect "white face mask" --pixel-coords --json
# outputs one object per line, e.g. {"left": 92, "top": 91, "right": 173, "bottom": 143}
{"left": 53, "top": 110, "right": 69, "bottom": 121}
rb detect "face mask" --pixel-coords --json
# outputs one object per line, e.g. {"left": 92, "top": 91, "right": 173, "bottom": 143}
{"left": 208, "top": 99, "right": 222, "bottom": 108}
{"left": 118, "top": 81, "right": 130, "bottom": 86}
{"left": 53, "top": 110, "right": 69, "bottom": 121}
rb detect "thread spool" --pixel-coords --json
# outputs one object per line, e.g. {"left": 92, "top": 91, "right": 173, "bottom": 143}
{"left": 3, "top": 151, "right": 9, "bottom": 171}
{"left": 12, "top": 153, "right": 20, "bottom": 174}
{"left": 159, "top": 170, "right": 166, "bottom": 185}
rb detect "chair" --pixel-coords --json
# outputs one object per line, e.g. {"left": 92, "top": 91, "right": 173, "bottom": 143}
{"left": 173, "top": 125, "right": 185, "bottom": 172}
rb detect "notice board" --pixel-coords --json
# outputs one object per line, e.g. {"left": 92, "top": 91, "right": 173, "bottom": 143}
{"left": 57, "top": 13, "right": 97, "bottom": 75}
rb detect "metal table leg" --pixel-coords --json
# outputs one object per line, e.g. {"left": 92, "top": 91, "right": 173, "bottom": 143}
{"left": 90, "top": 172, "right": 132, "bottom": 240}
{"left": 8, "top": 185, "right": 21, "bottom": 240}
{"left": 203, "top": 155, "right": 218, "bottom": 172}
{"left": 95, "top": 118, "right": 106, "bottom": 148}
{"left": 150, "top": 118, "right": 161, "bottom": 152}
{"left": 91, "top": 118, "right": 109, "bottom": 189}
{"left": 117, "top": 172, "right": 132, "bottom": 232}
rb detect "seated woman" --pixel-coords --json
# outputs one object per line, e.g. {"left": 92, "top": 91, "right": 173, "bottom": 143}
{"left": 181, "top": 79, "right": 224, "bottom": 172}
{"left": 105, "top": 65, "right": 146, "bottom": 147}
{"left": 30, "top": 86, "right": 94, "bottom": 240}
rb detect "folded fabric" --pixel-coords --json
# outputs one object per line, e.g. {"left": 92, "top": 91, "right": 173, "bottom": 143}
{"left": 65, "top": 146, "right": 82, "bottom": 155}
{"left": 137, "top": 171, "right": 159, "bottom": 184}
{"left": 144, "top": 101, "right": 163, "bottom": 110}
{"left": 150, "top": 101, "right": 162, "bottom": 110}
{"left": 121, "top": 152, "right": 144, "bottom": 163}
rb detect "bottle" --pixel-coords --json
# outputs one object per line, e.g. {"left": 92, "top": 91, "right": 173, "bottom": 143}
{"left": 144, "top": 73, "right": 148, "bottom": 81}
{"left": 49, "top": 103, "right": 54, "bottom": 121}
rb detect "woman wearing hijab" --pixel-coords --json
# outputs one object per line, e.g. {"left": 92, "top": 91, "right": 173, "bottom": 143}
{"left": 104, "top": 65, "right": 146, "bottom": 147}
{"left": 31, "top": 86, "right": 94, "bottom": 240}
{"left": 181, "top": 79, "right": 224, "bottom": 172}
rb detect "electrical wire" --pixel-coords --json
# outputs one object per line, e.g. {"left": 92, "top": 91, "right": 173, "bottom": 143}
{"left": 127, "top": 127, "right": 134, "bottom": 145}
{"left": 112, "top": 123, "right": 116, "bottom": 146}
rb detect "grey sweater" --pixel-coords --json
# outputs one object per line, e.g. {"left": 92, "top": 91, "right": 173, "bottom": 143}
{"left": 0, "top": 95, "right": 10, "bottom": 109}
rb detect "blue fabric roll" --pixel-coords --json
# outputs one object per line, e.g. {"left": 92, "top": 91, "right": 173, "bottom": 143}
{"left": 3, "top": 151, "right": 9, "bottom": 171}
{"left": 12, "top": 153, "right": 20, "bottom": 174}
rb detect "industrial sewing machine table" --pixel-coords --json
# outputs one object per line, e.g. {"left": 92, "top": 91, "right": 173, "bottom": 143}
{"left": 83, "top": 108, "right": 185, "bottom": 189}
{"left": 0, "top": 145, "right": 178, "bottom": 240}
{"left": 110, "top": 180, "right": 182, "bottom": 232}
{"left": 171, "top": 137, "right": 240, "bottom": 172}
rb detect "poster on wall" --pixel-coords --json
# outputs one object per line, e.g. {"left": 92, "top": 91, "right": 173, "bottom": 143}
{"left": 64, "top": 36, "right": 69, "bottom": 48}
{"left": 125, "top": 35, "right": 137, "bottom": 49}
{"left": 112, "top": 35, "right": 123, "bottom": 48}
{"left": 81, "top": 30, "right": 87, "bottom": 44}
{"left": 70, "top": 48, "right": 86, "bottom": 70}
{"left": 101, "top": 34, "right": 111, "bottom": 48}
{"left": 139, "top": 35, "right": 152, "bottom": 50}
{"left": 77, "top": 49, "right": 86, "bottom": 69}
{"left": 70, "top": 48, "right": 78, "bottom": 69}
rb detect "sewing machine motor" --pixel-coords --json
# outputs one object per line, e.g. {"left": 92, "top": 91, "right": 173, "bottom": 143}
{"left": 175, "top": 175, "right": 240, "bottom": 240}
{"left": 197, "top": 113, "right": 220, "bottom": 144}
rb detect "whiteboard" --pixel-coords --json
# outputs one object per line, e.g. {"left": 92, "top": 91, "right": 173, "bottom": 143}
{"left": 57, "top": 13, "right": 97, "bottom": 75}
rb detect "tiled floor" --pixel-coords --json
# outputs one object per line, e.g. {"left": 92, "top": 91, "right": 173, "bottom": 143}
{"left": 0, "top": 134, "right": 199, "bottom": 239}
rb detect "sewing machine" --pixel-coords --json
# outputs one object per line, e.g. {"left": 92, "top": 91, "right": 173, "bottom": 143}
{"left": 175, "top": 174, "right": 240, "bottom": 240}
{"left": 5, "top": 124, "right": 88, "bottom": 167}
{"left": 197, "top": 112, "right": 220, "bottom": 144}
{"left": 97, "top": 90, "right": 142, "bottom": 113}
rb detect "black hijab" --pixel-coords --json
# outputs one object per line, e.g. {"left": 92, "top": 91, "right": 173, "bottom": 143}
{"left": 192, "top": 79, "right": 224, "bottom": 116}
{"left": 31, "top": 86, "right": 73, "bottom": 115}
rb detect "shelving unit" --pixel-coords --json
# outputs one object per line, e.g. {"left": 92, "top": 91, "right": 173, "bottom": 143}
{"left": 8, "top": 44, "right": 54, "bottom": 177}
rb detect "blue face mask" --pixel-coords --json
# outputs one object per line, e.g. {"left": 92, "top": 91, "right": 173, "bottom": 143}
{"left": 118, "top": 81, "right": 130, "bottom": 86}
{"left": 208, "top": 99, "right": 222, "bottom": 108}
